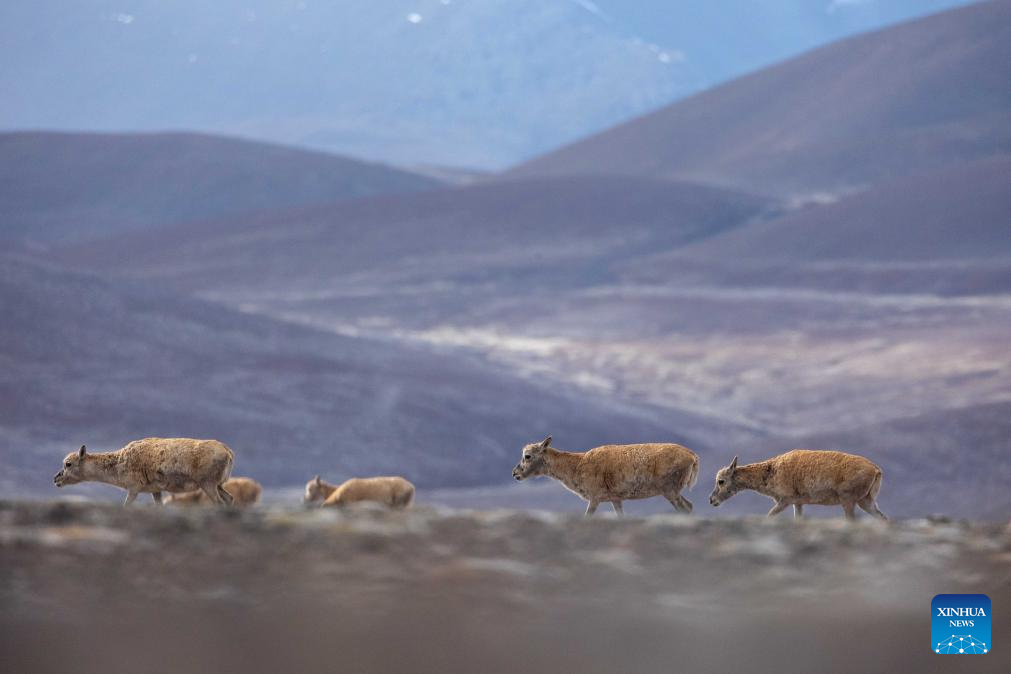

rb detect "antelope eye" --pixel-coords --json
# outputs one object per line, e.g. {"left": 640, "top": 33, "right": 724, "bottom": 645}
{"left": 524, "top": 454, "right": 531, "bottom": 460}
{"left": 718, "top": 479, "right": 725, "bottom": 485}
{"left": 65, "top": 462, "right": 72, "bottom": 468}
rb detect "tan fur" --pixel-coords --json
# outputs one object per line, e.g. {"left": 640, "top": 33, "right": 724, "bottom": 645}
{"left": 165, "top": 477, "right": 262, "bottom": 507}
{"left": 319, "top": 476, "right": 415, "bottom": 509}
{"left": 709, "top": 449, "right": 887, "bottom": 520}
{"left": 512, "top": 436, "right": 699, "bottom": 516}
{"left": 53, "top": 438, "right": 235, "bottom": 506}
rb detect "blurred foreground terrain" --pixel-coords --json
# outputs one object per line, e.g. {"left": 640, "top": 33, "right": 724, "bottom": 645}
{"left": 1, "top": 501, "right": 1009, "bottom": 673}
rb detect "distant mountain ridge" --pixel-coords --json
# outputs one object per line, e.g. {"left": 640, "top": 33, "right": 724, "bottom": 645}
{"left": 679, "top": 156, "right": 1011, "bottom": 262}
{"left": 55, "top": 175, "right": 773, "bottom": 295}
{"left": 510, "top": 0, "right": 1011, "bottom": 197}
{"left": 0, "top": 131, "right": 441, "bottom": 243}
{"left": 0, "top": 0, "right": 702, "bottom": 169}
{"left": 0, "top": 0, "right": 975, "bottom": 168}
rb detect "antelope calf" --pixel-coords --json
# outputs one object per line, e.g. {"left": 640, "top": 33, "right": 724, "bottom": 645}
{"left": 53, "top": 438, "right": 235, "bottom": 506}
{"left": 165, "top": 476, "right": 262, "bottom": 507}
{"left": 304, "top": 475, "right": 337, "bottom": 504}
{"left": 709, "top": 450, "right": 887, "bottom": 520}
{"left": 305, "top": 475, "right": 415, "bottom": 509}
{"left": 512, "top": 436, "right": 699, "bottom": 516}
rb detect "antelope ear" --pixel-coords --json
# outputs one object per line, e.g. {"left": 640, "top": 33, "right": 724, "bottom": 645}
{"left": 313, "top": 475, "right": 321, "bottom": 485}
{"left": 79, "top": 445, "right": 87, "bottom": 458}
{"left": 728, "top": 456, "right": 738, "bottom": 472}
{"left": 541, "top": 436, "right": 552, "bottom": 448}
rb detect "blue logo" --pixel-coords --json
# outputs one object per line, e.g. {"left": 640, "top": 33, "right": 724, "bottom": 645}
{"left": 932, "top": 594, "right": 990, "bottom": 654}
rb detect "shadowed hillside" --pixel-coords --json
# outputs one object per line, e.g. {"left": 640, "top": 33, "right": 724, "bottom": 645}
{"left": 682, "top": 156, "right": 1011, "bottom": 262}
{"left": 511, "top": 1, "right": 1011, "bottom": 197}
{"left": 34, "top": 134, "right": 1009, "bottom": 521}
{"left": 0, "top": 254, "right": 737, "bottom": 496}
{"left": 0, "top": 131, "right": 441, "bottom": 243}
{"left": 619, "top": 156, "right": 1011, "bottom": 295}
{"left": 57, "top": 175, "right": 772, "bottom": 295}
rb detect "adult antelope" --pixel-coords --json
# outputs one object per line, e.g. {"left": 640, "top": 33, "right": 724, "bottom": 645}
{"left": 512, "top": 436, "right": 698, "bottom": 516}
{"left": 709, "top": 450, "right": 887, "bottom": 520}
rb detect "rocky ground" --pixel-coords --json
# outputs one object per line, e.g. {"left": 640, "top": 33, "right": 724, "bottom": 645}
{"left": 1, "top": 501, "right": 1008, "bottom": 673}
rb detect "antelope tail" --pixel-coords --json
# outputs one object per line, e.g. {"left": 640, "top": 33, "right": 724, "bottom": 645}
{"left": 684, "top": 456, "right": 699, "bottom": 491}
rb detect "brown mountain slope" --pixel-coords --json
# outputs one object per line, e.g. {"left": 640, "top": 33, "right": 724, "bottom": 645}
{"left": 0, "top": 131, "right": 441, "bottom": 243}
{"left": 509, "top": 1, "right": 1011, "bottom": 197}
{"left": 609, "top": 155, "right": 1011, "bottom": 295}
{"left": 678, "top": 155, "right": 1011, "bottom": 262}
{"left": 57, "top": 175, "right": 772, "bottom": 295}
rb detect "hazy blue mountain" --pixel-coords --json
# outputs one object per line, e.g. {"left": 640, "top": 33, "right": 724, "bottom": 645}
{"left": 591, "top": 0, "right": 978, "bottom": 87}
{"left": 0, "top": 0, "right": 974, "bottom": 169}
